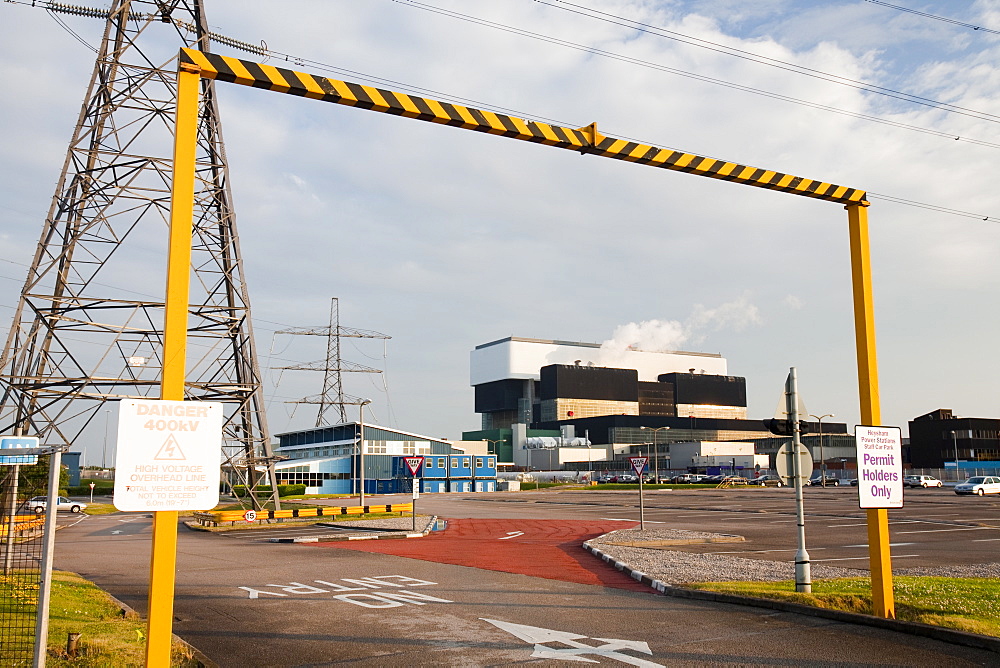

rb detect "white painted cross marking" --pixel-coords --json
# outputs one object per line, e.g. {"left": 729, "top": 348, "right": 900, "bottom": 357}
{"left": 499, "top": 531, "right": 524, "bottom": 540}
{"left": 483, "top": 618, "right": 662, "bottom": 667}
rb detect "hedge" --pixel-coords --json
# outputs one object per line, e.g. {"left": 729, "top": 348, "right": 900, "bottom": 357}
{"left": 67, "top": 485, "right": 113, "bottom": 495}
{"left": 231, "top": 484, "right": 306, "bottom": 498}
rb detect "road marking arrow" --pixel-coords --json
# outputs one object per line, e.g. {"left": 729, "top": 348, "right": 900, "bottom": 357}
{"left": 483, "top": 618, "right": 661, "bottom": 666}
{"left": 111, "top": 530, "right": 123, "bottom": 534}
{"left": 498, "top": 531, "right": 524, "bottom": 540}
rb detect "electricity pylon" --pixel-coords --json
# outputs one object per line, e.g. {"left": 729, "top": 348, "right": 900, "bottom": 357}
{"left": 0, "top": 0, "right": 279, "bottom": 509}
{"left": 278, "top": 298, "right": 390, "bottom": 426}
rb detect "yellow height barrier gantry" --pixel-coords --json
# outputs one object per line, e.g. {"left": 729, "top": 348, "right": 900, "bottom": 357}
{"left": 154, "top": 45, "right": 894, "bottom": 665}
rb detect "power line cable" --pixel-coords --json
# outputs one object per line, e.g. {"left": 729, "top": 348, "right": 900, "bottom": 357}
{"left": 387, "top": 0, "right": 1000, "bottom": 150}
{"left": 13, "top": 0, "right": 1000, "bottom": 148}
{"left": 4, "top": 2, "right": 999, "bottom": 223}
{"left": 864, "top": 0, "right": 1000, "bottom": 35}
{"left": 541, "top": 0, "right": 1000, "bottom": 123}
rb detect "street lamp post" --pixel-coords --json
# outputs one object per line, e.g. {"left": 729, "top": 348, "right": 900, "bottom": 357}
{"left": 102, "top": 408, "right": 110, "bottom": 469}
{"left": 359, "top": 399, "right": 371, "bottom": 506}
{"left": 485, "top": 438, "right": 504, "bottom": 456}
{"left": 809, "top": 414, "right": 834, "bottom": 487}
{"left": 951, "top": 430, "right": 959, "bottom": 480}
{"left": 640, "top": 426, "right": 670, "bottom": 483}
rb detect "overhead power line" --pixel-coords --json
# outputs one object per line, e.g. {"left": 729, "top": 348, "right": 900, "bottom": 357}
{"left": 864, "top": 0, "right": 1000, "bottom": 35}
{"left": 388, "top": 0, "right": 1000, "bottom": 150}
{"left": 541, "top": 0, "right": 1000, "bottom": 123}
{"left": 4, "top": 0, "right": 999, "bottom": 224}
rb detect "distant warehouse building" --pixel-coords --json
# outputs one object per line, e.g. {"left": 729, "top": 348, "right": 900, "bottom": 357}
{"left": 272, "top": 422, "right": 496, "bottom": 494}
{"left": 908, "top": 408, "right": 1000, "bottom": 470}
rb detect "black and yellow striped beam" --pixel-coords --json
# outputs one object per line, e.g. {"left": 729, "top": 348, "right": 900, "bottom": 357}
{"left": 179, "top": 48, "right": 868, "bottom": 206}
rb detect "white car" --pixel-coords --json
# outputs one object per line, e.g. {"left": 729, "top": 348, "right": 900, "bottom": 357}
{"left": 903, "top": 475, "right": 943, "bottom": 488}
{"left": 954, "top": 477, "right": 1000, "bottom": 496}
{"left": 29, "top": 496, "right": 87, "bottom": 513}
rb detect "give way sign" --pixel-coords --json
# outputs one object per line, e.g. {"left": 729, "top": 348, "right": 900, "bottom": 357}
{"left": 404, "top": 456, "right": 424, "bottom": 476}
{"left": 628, "top": 456, "right": 648, "bottom": 477}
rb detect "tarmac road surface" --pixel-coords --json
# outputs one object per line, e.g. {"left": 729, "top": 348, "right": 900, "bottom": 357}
{"left": 51, "top": 509, "right": 1000, "bottom": 666}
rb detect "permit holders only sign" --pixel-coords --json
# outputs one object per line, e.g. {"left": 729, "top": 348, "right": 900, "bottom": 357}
{"left": 856, "top": 425, "right": 903, "bottom": 509}
{"left": 113, "top": 399, "right": 223, "bottom": 511}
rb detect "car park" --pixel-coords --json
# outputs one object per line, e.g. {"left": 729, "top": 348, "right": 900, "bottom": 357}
{"left": 903, "top": 475, "right": 944, "bottom": 488}
{"left": 954, "top": 476, "right": 1000, "bottom": 496}
{"left": 28, "top": 496, "right": 86, "bottom": 513}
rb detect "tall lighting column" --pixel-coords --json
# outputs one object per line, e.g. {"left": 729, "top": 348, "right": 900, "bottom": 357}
{"left": 640, "top": 426, "right": 670, "bottom": 483}
{"left": 951, "top": 430, "right": 959, "bottom": 480}
{"left": 809, "top": 414, "right": 834, "bottom": 487}
{"left": 359, "top": 399, "right": 371, "bottom": 506}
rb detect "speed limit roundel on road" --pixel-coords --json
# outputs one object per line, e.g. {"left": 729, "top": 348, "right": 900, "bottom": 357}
{"left": 244, "top": 510, "right": 257, "bottom": 522}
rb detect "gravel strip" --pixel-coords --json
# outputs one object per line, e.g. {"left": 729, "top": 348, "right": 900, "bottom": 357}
{"left": 319, "top": 516, "right": 433, "bottom": 532}
{"left": 588, "top": 527, "right": 1000, "bottom": 584}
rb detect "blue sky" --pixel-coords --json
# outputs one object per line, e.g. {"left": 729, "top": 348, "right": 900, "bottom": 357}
{"left": 2, "top": 1, "right": 1000, "bottom": 460}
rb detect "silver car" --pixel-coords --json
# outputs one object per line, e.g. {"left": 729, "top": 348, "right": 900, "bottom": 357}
{"left": 954, "top": 476, "right": 1000, "bottom": 496}
{"left": 903, "top": 475, "right": 943, "bottom": 488}
{"left": 29, "top": 496, "right": 87, "bottom": 513}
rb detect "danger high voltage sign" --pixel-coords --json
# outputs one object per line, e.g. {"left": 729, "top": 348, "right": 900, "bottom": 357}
{"left": 113, "top": 399, "right": 223, "bottom": 512}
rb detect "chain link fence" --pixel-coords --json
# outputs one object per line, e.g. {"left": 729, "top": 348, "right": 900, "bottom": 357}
{"left": 0, "top": 464, "right": 45, "bottom": 665}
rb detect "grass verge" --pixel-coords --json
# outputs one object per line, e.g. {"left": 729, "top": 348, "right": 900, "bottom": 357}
{"left": 80, "top": 503, "right": 119, "bottom": 516}
{"left": 1, "top": 570, "right": 201, "bottom": 666}
{"left": 685, "top": 577, "right": 1000, "bottom": 638}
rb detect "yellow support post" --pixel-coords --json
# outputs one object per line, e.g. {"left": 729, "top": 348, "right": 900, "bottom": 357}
{"left": 847, "top": 203, "right": 895, "bottom": 619}
{"left": 145, "top": 62, "right": 201, "bottom": 666}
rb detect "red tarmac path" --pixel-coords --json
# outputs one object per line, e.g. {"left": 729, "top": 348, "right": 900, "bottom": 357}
{"left": 310, "top": 518, "right": 652, "bottom": 592}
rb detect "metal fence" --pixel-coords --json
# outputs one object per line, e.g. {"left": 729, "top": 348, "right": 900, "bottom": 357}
{"left": 906, "top": 467, "right": 1000, "bottom": 483}
{"left": 0, "top": 464, "right": 45, "bottom": 665}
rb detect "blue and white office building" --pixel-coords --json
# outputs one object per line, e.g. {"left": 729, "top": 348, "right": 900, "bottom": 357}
{"left": 270, "top": 422, "right": 497, "bottom": 494}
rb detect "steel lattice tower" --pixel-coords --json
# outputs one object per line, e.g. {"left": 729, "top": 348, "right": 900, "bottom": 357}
{"left": 278, "top": 298, "right": 390, "bottom": 426}
{"left": 0, "top": 0, "right": 278, "bottom": 508}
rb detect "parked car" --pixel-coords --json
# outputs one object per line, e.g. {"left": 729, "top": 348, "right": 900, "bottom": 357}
{"left": 954, "top": 476, "right": 1000, "bottom": 496}
{"left": 806, "top": 474, "right": 840, "bottom": 486}
{"left": 702, "top": 474, "right": 725, "bottom": 484}
{"left": 903, "top": 475, "right": 943, "bottom": 488}
{"left": 672, "top": 474, "right": 699, "bottom": 484}
{"left": 28, "top": 496, "right": 86, "bottom": 513}
{"left": 847, "top": 478, "right": 859, "bottom": 486}
{"left": 754, "top": 474, "right": 785, "bottom": 487}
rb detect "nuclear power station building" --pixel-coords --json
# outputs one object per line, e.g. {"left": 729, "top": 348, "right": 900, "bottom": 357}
{"left": 463, "top": 336, "right": 788, "bottom": 469}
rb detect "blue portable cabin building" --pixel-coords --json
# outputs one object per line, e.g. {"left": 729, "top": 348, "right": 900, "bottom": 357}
{"left": 389, "top": 453, "right": 497, "bottom": 493}
{"left": 271, "top": 421, "right": 454, "bottom": 495}
{"left": 473, "top": 454, "right": 498, "bottom": 492}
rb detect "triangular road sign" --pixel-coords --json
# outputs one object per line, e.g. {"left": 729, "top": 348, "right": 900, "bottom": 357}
{"left": 629, "top": 456, "right": 648, "bottom": 476}
{"left": 404, "top": 456, "right": 424, "bottom": 476}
